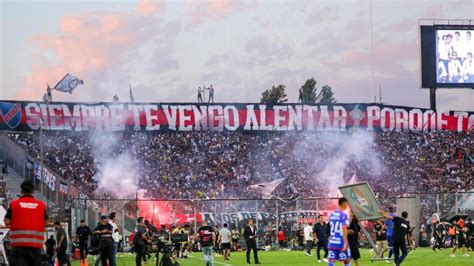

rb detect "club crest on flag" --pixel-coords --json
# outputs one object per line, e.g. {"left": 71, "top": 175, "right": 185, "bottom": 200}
{"left": 0, "top": 102, "right": 22, "bottom": 129}
{"left": 349, "top": 187, "right": 376, "bottom": 217}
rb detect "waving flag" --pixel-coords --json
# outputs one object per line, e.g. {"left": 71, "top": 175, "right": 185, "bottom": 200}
{"left": 348, "top": 171, "right": 358, "bottom": 184}
{"left": 53, "top": 73, "right": 84, "bottom": 94}
{"left": 248, "top": 178, "right": 285, "bottom": 199}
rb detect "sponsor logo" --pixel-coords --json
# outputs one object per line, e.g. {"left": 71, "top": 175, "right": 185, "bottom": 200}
{"left": 19, "top": 202, "right": 38, "bottom": 209}
{"left": 328, "top": 251, "right": 335, "bottom": 258}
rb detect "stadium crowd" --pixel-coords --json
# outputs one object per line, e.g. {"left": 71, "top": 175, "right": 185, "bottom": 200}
{"left": 9, "top": 130, "right": 472, "bottom": 202}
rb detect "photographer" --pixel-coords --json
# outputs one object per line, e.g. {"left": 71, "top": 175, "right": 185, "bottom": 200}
{"left": 154, "top": 224, "right": 170, "bottom": 263}
{"left": 180, "top": 224, "right": 191, "bottom": 259}
{"left": 144, "top": 220, "right": 157, "bottom": 262}
{"left": 134, "top": 217, "right": 149, "bottom": 266}
{"left": 172, "top": 225, "right": 190, "bottom": 259}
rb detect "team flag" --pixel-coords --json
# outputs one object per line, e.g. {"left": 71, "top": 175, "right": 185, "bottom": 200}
{"left": 53, "top": 73, "right": 84, "bottom": 94}
{"left": 248, "top": 178, "right": 285, "bottom": 199}
{"left": 348, "top": 171, "right": 358, "bottom": 184}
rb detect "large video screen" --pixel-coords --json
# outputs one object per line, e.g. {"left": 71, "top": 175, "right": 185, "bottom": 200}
{"left": 436, "top": 29, "right": 473, "bottom": 83}
{"left": 420, "top": 25, "right": 474, "bottom": 89}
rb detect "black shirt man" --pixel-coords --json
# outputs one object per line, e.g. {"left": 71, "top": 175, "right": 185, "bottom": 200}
{"left": 466, "top": 218, "right": 474, "bottom": 250}
{"left": 214, "top": 225, "right": 221, "bottom": 255}
{"left": 313, "top": 216, "right": 329, "bottom": 262}
{"left": 134, "top": 217, "right": 149, "bottom": 266}
{"left": 348, "top": 213, "right": 361, "bottom": 265}
{"left": 195, "top": 220, "right": 216, "bottom": 266}
{"left": 76, "top": 220, "right": 91, "bottom": 262}
{"left": 54, "top": 221, "right": 68, "bottom": 266}
{"left": 243, "top": 219, "right": 260, "bottom": 264}
{"left": 380, "top": 210, "right": 409, "bottom": 266}
{"left": 93, "top": 215, "right": 115, "bottom": 266}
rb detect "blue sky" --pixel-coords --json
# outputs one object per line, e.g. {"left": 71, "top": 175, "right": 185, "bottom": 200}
{"left": 1, "top": 0, "right": 473, "bottom": 110}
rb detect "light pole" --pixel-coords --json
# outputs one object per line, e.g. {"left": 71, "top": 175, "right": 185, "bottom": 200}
{"left": 39, "top": 118, "right": 44, "bottom": 197}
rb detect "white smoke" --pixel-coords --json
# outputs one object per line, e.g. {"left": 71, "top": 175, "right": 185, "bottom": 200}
{"left": 90, "top": 132, "right": 139, "bottom": 199}
{"left": 293, "top": 130, "right": 383, "bottom": 197}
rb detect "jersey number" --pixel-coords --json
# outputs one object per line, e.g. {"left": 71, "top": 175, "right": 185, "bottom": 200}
{"left": 330, "top": 221, "right": 342, "bottom": 235}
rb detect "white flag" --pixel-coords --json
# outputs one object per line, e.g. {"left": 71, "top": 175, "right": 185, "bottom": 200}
{"left": 53, "top": 73, "right": 84, "bottom": 94}
{"left": 248, "top": 178, "right": 285, "bottom": 198}
{"left": 348, "top": 171, "right": 357, "bottom": 184}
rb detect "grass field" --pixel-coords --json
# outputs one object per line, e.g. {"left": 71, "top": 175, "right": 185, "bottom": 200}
{"left": 72, "top": 248, "right": 473, "bottom": 266}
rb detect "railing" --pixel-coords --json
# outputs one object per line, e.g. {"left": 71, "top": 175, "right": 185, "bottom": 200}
{"left": 0, "top": 133, "right": 92, "bottom": 221}
{"left": 71, "top": 193, "right": 473, "bottom": 249}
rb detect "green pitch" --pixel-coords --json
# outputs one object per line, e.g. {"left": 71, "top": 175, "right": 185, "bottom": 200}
{"left": 72, "top": 248, "right": 472, "bottom": 266}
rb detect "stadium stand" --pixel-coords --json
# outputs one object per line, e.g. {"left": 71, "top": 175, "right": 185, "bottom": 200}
{"left": 7, "top": 130, "right": 472, "bottom": 201}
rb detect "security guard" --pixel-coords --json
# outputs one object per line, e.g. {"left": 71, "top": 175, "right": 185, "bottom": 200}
{"left": 4, "top": 180, "right": 48, "bottom": 265}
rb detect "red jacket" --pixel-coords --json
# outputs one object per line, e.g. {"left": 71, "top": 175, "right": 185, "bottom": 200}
{"left": 278, "top": 230, "right": 285, "bottom": 241}
{"left": 8, "top": 196, "right": 46, "bottom": 248}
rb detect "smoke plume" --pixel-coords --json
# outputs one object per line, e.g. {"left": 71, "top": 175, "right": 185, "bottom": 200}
{"left": 293, "top": 130, "right": 383, "bottom": 197}
{"left": 90, "top": 132, "right": 139, "bottom": 199}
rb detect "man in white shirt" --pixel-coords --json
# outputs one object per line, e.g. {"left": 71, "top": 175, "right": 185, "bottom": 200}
{"left": 452, "top": 31, "right": 463, "bottom": 56}
{"left": 109, "top": 212, "right": 120, "bottom": 264}
{"left": 448, "top": 52, "right": 463, "bottom": 82}
{"left": 304, "top": 223, "right": 314, "bottom": 256}
{"left": 438, "top": 34, "right": 450, "bottom": 72}
{"left": 465, "top": 31, "right": 473, "bottom": 59}
{"left": 463, "top": 52, "right": 474, "bottom": 82}
{"left": 219, "top": 223, "right": 232, "bottom": 260}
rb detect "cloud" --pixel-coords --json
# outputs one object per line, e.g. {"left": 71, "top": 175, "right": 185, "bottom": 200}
{"left": 16, "top": 1, "right": 179, "bottom": 102}
{"left": 135, "top": 0, "right": 163, "bottom": 16}
{"left": 187, "top": 0, "right": 256, "bottom": 25}
{"left": 7, "top": 0, "right": 473, "bottom": 109}
{"left": 206, "top": 34, "right": 294, "bottom": 69}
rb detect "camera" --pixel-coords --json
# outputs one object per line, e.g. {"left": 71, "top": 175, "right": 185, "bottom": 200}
{"left": 171, "top": 233, "right": 188, "bottom": 243}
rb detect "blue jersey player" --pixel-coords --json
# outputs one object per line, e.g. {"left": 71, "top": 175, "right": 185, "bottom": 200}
{"left": 384, "top": 207, "right": 395, "bottom": 259}
{"left": 327, "top": 197, "right": 351, "bottom": 266}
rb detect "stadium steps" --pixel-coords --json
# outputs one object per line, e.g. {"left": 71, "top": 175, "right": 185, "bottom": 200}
{"left": 4, "top": 166, "right": 23, "bottom": 199}
{"left": 3, "top": 165, "right": 55, "bottom": 207}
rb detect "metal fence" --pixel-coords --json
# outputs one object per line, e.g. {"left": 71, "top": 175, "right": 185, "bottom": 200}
{"left": 71, "top": 192, "right": 473, "bottom": 249}
{"left": 71, "top": 197, "right": 339, "bottom": 249}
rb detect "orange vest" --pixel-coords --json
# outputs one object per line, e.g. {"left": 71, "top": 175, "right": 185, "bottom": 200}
{"left": 448, "top": 226, "right": 456, "bottom": 236}
{"left": 9, "top": 196, "right": 46, "bottom": 248}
